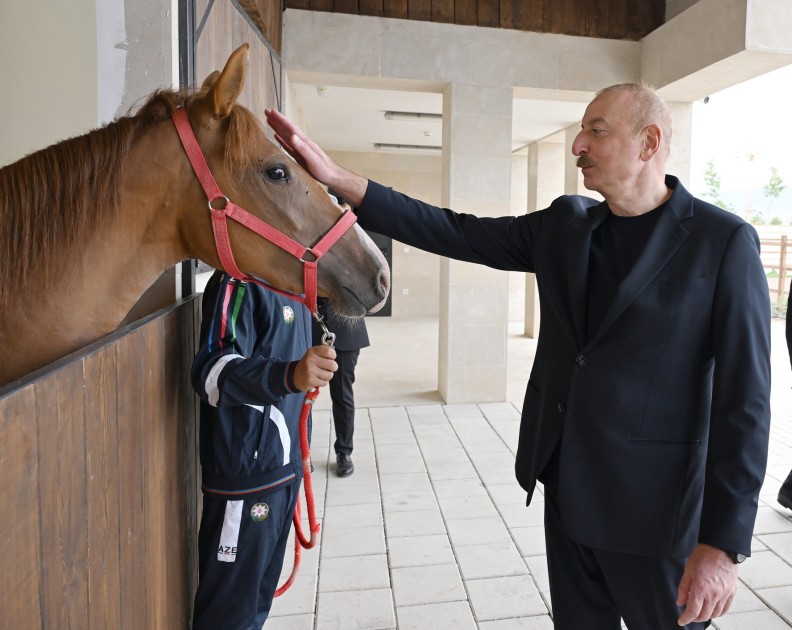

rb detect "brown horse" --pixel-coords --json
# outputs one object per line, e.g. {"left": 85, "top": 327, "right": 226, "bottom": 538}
{"left": 0, "top": 44, "right": 389, "bottom": 387}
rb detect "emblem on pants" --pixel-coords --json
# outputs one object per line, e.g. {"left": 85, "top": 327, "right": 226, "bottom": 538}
{"left": 250, "top": 502, "right": 270, "bottom": 522}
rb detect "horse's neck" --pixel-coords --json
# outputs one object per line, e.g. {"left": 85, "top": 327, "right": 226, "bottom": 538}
{"left": 0, "top": 130, "right": 196, "bottom": 385}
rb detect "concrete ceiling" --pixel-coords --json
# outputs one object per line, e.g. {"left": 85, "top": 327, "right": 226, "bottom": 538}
{"left": 290, "top": 82, "right": 589, "bottom": 155}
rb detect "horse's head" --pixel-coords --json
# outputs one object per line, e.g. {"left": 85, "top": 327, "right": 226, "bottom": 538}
{"left": 179, "top": 44, "right": 389, "bottom": 317}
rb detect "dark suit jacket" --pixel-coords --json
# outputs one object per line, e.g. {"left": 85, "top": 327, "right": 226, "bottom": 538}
{"left": 357, "top": 176, "right": 771, "bottom": 560}
{"left": 311, "top": 297, "right": 369, "bottom": 351}
{"left": 786, "top": 280, "right": 792, "bottom": 368}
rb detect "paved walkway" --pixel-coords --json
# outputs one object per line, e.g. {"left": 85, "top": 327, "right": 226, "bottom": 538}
{"left": 267, "top": 317, "right": 792, "bottom": 629}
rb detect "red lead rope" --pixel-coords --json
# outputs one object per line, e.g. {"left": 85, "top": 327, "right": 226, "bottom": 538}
{"left": 274, "top": 386, "right": 322, "bottom": 597}
{"left": 171, "top": 107, "right": 350, "bottom": 596}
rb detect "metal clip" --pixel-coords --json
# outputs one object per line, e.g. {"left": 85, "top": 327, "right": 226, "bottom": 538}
{"left": 312, "top": 311, "right": 335, "bottom": 348}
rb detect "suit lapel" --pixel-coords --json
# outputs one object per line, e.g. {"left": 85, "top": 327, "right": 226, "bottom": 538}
{"left": 588, "top": 180, "right": 692, "bottom": 345}
{"left": 566, "top": 204, "right": 609, "bottom": 347}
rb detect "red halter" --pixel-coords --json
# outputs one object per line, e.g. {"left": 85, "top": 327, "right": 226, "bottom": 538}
{"left": 171, "top": 107, "right": 357, "bottom": 314}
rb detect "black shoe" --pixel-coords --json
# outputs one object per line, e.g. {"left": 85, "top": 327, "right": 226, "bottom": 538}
{"left": 779, "top": 487, "right": 792, "bottom": 510}
{"left": 336, "top": 453, "right": 354, "bottom": 478}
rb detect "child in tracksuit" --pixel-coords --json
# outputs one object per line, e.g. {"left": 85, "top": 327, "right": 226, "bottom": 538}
{"left": 191, "top": 271, "right": 336, "bottom": 629}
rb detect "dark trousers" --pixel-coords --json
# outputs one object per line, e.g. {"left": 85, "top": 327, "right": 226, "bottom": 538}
{"left": 543, "top": 487, "right": 710, "bottom": 630}
{"left": 192, "top": 483, "right": 299, "bottom": 629}
{"left": 329, "top": 348, "right": 359, "bottom": 455}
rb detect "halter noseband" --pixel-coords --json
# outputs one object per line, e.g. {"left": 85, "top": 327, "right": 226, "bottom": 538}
{"left": 171, "top": 106, "right": 357, "bottom": 316}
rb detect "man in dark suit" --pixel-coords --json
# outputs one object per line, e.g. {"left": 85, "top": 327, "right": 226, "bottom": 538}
{"left": 266, "top": 83, "right": 771, "bottom": 628}
{"left": 313, "top": 191, "right": 370, "bottom": 478}
{"left": 777, "top": 282, "right": 792, "bottom": 508}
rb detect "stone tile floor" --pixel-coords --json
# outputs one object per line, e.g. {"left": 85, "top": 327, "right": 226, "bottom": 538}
{"left": 267, "top": 317, "right": 792, "bottom": 629}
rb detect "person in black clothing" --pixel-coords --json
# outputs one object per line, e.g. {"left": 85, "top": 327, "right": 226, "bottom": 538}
{"left": 313, "top": 190, "right": 371, "bottom": 478}
{"left": 778, "top": 282, "right": 792, "bottom": 509}
{"left": 266, "top": 83, "right": 771, "bottom": 629}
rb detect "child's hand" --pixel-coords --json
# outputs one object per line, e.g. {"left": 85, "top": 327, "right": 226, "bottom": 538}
{"left": 293, "top": 344, "right": 337, "bottom": 391}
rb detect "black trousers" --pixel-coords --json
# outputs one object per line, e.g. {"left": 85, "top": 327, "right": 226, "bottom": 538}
{"left": 543, "top": 486, "right": 710, "bottom": 630}
{"left": 192, "top": 483, "right": 299, "bottom": 629}
{"left": 329, "top": 348, "right": 359, "bottom": 456}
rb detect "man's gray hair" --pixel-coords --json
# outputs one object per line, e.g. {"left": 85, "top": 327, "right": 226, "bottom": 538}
{"left": 597, "top": 83, "right": 672, "bottom": 157}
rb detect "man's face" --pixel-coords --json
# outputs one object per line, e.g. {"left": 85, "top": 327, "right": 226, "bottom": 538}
{"left": 571, "top": 90, "right": 644, "bottom": 198}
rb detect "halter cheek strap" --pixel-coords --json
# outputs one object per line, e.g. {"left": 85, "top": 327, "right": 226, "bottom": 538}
{"left": 171, "top": 106, "right": 357, "bottom": 314}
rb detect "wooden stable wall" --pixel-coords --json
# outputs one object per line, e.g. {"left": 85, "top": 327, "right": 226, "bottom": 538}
{"left": 284, "top": 0, "right": 666, "bottom": 40}
{"left": 0, "top": 297, "right": 201, "bottom": 629}
{"left": 196, "top": 0, "right": 283, "bottom": 115}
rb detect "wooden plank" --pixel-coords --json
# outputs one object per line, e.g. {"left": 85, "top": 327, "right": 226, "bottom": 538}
{"left": 625, "top": 0, "right": 647, "bottom": 40}
{"left": 543, "top": 0, "right": 564, "bottom": 33}
{"left": 455, "top": 0, "right": 477, "bottom": 25}
{"left": 35, "top": 361, "right": 89, "bottom": 629}
{"left": 172, "top": 302, "right": 201, "bottom": 624}
{"left": 607, "top": 0, "right": 629, "bottom": 39}
{"left": 162, "top": 303, "right": 199, "bottom": 623}
{"left": 0, "top": 386, "right": 43, "bottom": 629}
{"left": 586, "top": 0, "right": 609, "bottom": 38}
{"left": 432, "top": 0, "right": 454, "bottom": 23}
{"left": 284, "top": 0, "right": 309, "bottom": 10}
{"left": 310, "top": 0, "right": 334, "bottom": 12}
{"left": 408, "top": 0, "right": 431, "bottom": 21}
{"left": 384, "top": 0, "right": 408, "bottom": 19}
{"left": 500, "top": 0, "right": 522, "bottom": 30}
{"left": 336, "top": 0, "right": 359, "bottom": 14}
{"left": 144, "top": 317, "right": 170, "bottom": 629}
{"left": 84, "top": 347, "right": 122, "bottom": 630}
{"left": 360, "top": 0, "right": 384, "bottom": 16}
{"left": 522, "top": 0, "right": 544, "bottom": 31}
{"left": 142, "top": 305, "right": 197, "bottom": 629}
{"left": 116, "top": 331, "right": 148, "bottom": 629}
{"left": 478, "top": 0, "right": 499, "bottom": 27}
{"left": 563, "top": 0, "right": 585, "bottom": 36}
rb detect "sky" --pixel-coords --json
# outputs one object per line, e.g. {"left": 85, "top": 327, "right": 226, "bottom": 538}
{"left": 689, "top": 63, "right": 792, "bottom": 224}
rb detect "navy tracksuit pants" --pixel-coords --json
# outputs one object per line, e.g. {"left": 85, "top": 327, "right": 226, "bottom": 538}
{"left": 192, "top": 483, "right": 299, "bottom": 629}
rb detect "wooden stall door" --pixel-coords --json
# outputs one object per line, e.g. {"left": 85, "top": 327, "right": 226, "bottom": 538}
{"left": 0, "top": 297, "right": 201, "bottom": 629}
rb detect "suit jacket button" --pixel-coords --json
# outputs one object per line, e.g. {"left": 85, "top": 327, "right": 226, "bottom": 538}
{"left": 557, "top": 402, "right": 566, "bottom": 413}
{"left": 576, "top": 354, "right": 587, "bottom": 366}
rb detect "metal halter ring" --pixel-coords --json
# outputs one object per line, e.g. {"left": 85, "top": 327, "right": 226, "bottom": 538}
{"left": 208, "top": 195, "right": 230, "bottom": 211}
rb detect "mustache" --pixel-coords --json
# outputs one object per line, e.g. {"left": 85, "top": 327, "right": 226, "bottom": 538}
{"left": 576, "top": 157, "right": 596, "bottom": 168}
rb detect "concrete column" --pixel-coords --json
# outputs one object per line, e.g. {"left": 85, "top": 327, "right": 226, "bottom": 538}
{"left": 667, "top": 100, "right": 694, "bottom": 186}
{"left": 438, "top": 83, "right": 512, "bottom": 403}
{"left": 524, "top": 137, "right": 566, "bottom": 337}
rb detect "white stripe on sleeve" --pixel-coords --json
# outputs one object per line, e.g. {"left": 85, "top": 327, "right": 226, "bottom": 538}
{"left": 205, "top": 354, "right": 244, "bottom": 406}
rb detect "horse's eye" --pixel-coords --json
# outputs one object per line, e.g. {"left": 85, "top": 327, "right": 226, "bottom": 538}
{"left": 265, "top": 165, "right": 289, "bottom": 183}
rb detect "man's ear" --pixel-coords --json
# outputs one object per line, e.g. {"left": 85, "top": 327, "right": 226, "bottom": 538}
{"left": 641, "top": 124, "right": 662, "bottom": 160}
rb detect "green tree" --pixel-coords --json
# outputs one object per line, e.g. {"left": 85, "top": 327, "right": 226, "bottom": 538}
{"left": 703, "top": 160, "right": 735, "bottom": 212}
{"left": 763, "top": 166, "right": 785, "bottom": 213}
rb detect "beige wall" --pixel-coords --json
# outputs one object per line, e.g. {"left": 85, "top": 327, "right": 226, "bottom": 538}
{"left": 666, "top": 0, "right": 701, "bottom": 20}
{"left": 329, "top": 150, "right": 442, "bottom": 318}
{"left": 0, "top": 0, "right": 99, "bottom": 167}
{"left": 0, "top": 0, "right": 178, "bottom": 168}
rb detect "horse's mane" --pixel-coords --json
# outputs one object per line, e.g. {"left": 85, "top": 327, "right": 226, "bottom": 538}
{"left": 0, "top": 85, "right": 264, "bottom": 306}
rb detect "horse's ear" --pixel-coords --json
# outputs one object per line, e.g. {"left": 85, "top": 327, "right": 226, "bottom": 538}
{"left": 200, "top": 70, "right": 220, "bottom": 93}
{"left": 207, "top": 43, "right": 249, "bottom": 119}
